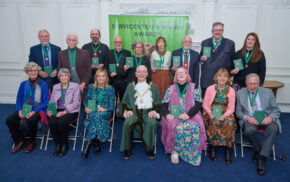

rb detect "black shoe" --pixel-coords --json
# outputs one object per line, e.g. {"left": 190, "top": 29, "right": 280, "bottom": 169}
{"left": 225, "top": 148, "right": 232, "bottom": 164}
{"left": 58, "top": 144, "right": 68, "bottom": 157}
{"left": 252, "top": 152, "right": 259, "bottom": 163}
{"left": 257, "top": 159, "right": 266, "bottom": 176}
{"left": 209, "top": 145, "right": 217, "bottom": 162}
{"left": 147, "top": 150, "right": 155, "bottom": 160}
{"left": 81, "top": 141, "right": 91, "bottom": 159}
{"left": 92, "top": 139, "right": 101, "bottom": 154}
{"left": 123, "top": 150, "right": 132, "bottom": 160}
{"left": 53, "top": 144, "right": 61, "bottom": 156}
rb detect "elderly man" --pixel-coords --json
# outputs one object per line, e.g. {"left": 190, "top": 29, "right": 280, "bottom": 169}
{"left": 120, "top": 65, "right": 161, "bottom": 160}
{"left": 236, "top": 73, "right": 281, "bottom": 176}
{"left": 58, "top": 34, "right": 91, "bottom": 93}
{"left": 29, "top": 29, "right": 61, "bottom": 90}
{"left": 171, "top": 35, "right": 200, "bottom": 87}
{"left": 200, "top": 22, "right": 235, "bottom": 96}
{"left": 105, "top": 36, "right": 131, "bottom": 100}
{"left": 82, "top": 29, "right": 109, "bottom": 83}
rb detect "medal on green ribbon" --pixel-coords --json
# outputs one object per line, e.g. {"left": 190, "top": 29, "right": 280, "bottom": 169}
{"left": 91, "top": 43, "right": 101, "bottom": 57}
{"left": 216, "top": 84, "right": 227, "bottom": 104}
{"left": 244, "top": 49, "right": 254, "bottom": 68}
{"left": 177, "top": 83, "right": 188, "bottom": 103}
{"left": 68, "top": 48, "right": 76, "bottom": 70}
{"left": 134, "top": 56, "right": 143, "bottom": 67}
{"left": 212, "top": 37, "right": 223, "bottom": 52}
{"left": 114, "top": 49, "right": 123, "bottom": 67}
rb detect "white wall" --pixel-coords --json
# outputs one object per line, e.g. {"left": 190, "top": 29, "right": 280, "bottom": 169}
{"left": 0, "top": 0, "right": 289, "bottom": 112}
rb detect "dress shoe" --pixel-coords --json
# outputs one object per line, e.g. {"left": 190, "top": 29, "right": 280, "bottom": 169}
{"left": 147, "top": 150, "right": 155, "bottom": 160}
{"left": 92, "top": 139, "right": 101, "bottom": 154}
{"left": 123, "top": 149, "right": 132, "bottom": 160}
{"left": 58, "top": 144, "right": 68, "bottom": 157}
{"left": 252, "top": 152, "right": 259, "bottom": 163}
{"left": 257, "top": 159, "right": 266, "bottom": 176}
{"left": 53, "top": 144, "right": 61, "bottom": 156}
{"left": 225, "top": 148, "right": 232, "bottom": 164}
{"left": 11, "top": 141, "right": 25, "bottom": 153}
{"left": 209, "top": 145, "right": 217, "bottom": 162}
{"left": 24, "top": 142, "right": 36, "bottom": 153}
{"left": 81, "top": 141, "right": 91, "bottom": 159}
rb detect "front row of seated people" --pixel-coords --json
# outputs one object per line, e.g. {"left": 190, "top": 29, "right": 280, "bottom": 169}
{"left": 6, "top": 63, "right": 280, "bottom": 176}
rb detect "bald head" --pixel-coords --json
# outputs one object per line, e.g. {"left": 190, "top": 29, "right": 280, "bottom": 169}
{"left": 182, "top": 35, "right": 192, "bottom": 50}
{"left": 114, "top": 36, "right": 123, "bottom": 51}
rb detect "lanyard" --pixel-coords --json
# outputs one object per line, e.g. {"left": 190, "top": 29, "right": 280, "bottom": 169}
{"left": 134, "top": 56, "right": 143, "bottom": 67}
{"left": 247, "top": 91, "right": 258, "bottom": 107}
{"left": 114, "top": 49, "right": 123, "bottom": 64}
{"left": 158, "top": 51, "right": 165, "bottom": 65}
{"left": 60, "top": 82, "right": 70, "bottom": 103}
{"left": 91, "top": 43, "right": 101, "bottom": 53}
{"left": 68, "top": 49, "right": 76, "bottom": 67}
{"left": 244, "top": 49, "right": 254, "bottom": 65}
{"left": 216, "top": 84, "right": 227, "bottom": 104}
{"left": 212, "top": 37, "right": 223, "bottom": 49}
{"left": 177, "top": 83, "right": 188, "bottom": 99}
{"left": 41, "top": 44, "right": 50, "bottom": 59}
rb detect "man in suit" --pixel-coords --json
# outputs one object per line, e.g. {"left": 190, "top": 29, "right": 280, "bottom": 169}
{"left": 82, "top": 29, "right": 109, "bottom": 83}
{"left": 200, "top": 22, "right": 235, "bottom": 96}
{"left": 171, "top": 35, "right": 200, "bottom": 87}
{"left": 28, "top": 29, "right": 61, "bottom": 90}
{"left": 105, "top": 36, "right": 131, "bottom": 100}
{"left": 58, "top": 34, "right": 91, "bottom": 94}
{"left": 236, "top": 73, "right": 281, "bottom": 176}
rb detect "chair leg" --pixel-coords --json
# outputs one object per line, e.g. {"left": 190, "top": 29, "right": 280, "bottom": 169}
{"left": 240, "top": 127, "right": 244, "bottom": 157}
{"left": 234, "top": 143, "right": 237, "bottom": 158}
{"left": 45, "top": 129, "right": 51, "bottom": 151}
{"left": 272, "top": 144, "right": 276, "bottom": 161}
{"left": 81, "top": 126, "right": 86, "bottom": 152}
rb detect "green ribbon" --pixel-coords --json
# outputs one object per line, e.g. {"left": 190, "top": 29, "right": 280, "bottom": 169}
{"left": 212, "top": 37, "right": 223, "bottom": 49}
{"left": 216, "top": 84, "right": 227, "bottom": 104}
{"left": 60, "top": 82, "right": 70, "bottom": 103}
{"left": 41, "top": 44, "right": 50, "bottom": 59}
{"left": 244, "top": 49, "right": 254, "bottom": 65}
{"left": 158, "top": 51, "right": 165, "bottom": 65}
{"left": 68, "top": 48, "right": 76, "bottom": 67}
{"left": 134, "top": 56, "right": 143, "bottom": 67}
{"left": 91, "top": 43, "right": 101, "bottom": 53}
{"left": 177, "top": 83, "right": 188, "bottom": 99}
{"left": 247, "top": 90, "right": 258, "bottom": 107}
{"left": 96, "top": 87, "right": 105, "bottom": 107}
{"left": 114, "top": 49, "right": 123, "bottom": 64}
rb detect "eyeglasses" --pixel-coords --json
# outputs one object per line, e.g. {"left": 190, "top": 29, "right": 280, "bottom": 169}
{"left": 114, "top": 41, "right": 122, "bottom": 43}
{"left": 213, "top": 29, "right": 223, "bottom": 32}
{"left": 28, "top": 70, "right": 38, "bottom": 72}
{"left": 136, "top": 71, "right": 147, "bottom": 73}
{"left": 135, "top": 46, "right": 143, "bottom": 49}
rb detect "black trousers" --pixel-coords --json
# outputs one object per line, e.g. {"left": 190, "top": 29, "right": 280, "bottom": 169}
{"left": 6, "top": 112, "right": 40, "bottom": 144}
{"left": 48, "top": 112, "right": 78, "bottom": 145}
{"left": 110, "top": 77, "right": 127, "bottom": 100}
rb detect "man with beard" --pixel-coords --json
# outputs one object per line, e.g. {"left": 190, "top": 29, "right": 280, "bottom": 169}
{"left": 171, "top": 35, "right": 200, "bottom": 87}
{"left": 82, "top": 29, "right": 109, "bottom": 83}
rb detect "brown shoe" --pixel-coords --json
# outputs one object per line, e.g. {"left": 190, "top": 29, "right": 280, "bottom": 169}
{"left": 24, "top": 142, "right": 36, "bottom": 153}
{"left": 10, "top": 141, "right": 25, "bottom": 153}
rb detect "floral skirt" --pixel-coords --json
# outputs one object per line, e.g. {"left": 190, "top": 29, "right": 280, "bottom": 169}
{"left": 204, "top": 114, "right": 236, "bottom": 148}
{"left": 175, "top": 120, "right": 201, "bottom": 166}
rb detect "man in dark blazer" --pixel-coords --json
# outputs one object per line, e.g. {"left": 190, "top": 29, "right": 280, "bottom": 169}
{"left": 82, "top": 29, "right": 109, "bottom": 83}
{"left": 28, "top": 30, "right": 61, "bottom": 90}
{"left": 171, "top": 35, "right": 200, "bottom": 87}
{"left": 105, "top": 36, "right": 131, "bottom": 100}
{"left": 200, "top": 22, "right": 235, "bottom": 96}
{"left": 58, "top": 34, "right": 91, "bottom": 94}
{"left": 236, "top": 73, "right": 281, "bottom": 176}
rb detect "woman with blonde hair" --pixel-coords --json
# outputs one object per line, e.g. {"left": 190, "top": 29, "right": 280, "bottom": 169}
{"left": 81, "top": 69, "right": 115, "bottom": 159}
{"left": 203, "top": 68, "right": 236, "bottom": 164}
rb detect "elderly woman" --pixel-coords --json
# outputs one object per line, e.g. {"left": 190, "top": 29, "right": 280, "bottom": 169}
{"left": 230, "top": 32, "right": 266, "bottom": 90}
{"left": 81, "top": 69, "right": 115, "bottom": 159}
{"left": 120, "top": 65, "right": 161, "bottom": 160}
{"left": 150, "top": 37, "right": 172, "bottom": 98}
{"left": 161, "top": 67, "right": 207, "bottom": 166}
{"left": 6, "top": 62, "right": 49, "bottom": 153}
{"left": 203, "top": 68, "right": 236, "bottom": 164}
{"left": 125, "top": 40, "right": 152, "bottom": 83}
{"left": 48, "top": 68, "right": 80, "bottom": 157}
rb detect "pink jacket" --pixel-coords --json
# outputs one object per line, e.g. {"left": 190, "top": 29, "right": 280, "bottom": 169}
{"left": 202, "top": 84, "right": 235, "bottom": 117}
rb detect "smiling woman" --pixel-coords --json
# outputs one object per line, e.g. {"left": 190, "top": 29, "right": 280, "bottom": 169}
{"left": 6, "top": 62, "right": 49, "bottom": 154}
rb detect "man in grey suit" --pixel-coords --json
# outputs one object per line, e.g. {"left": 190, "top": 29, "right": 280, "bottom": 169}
{"left": 236, "top": 73, "right": 281, "bottom": 176}
{"left": 200, "top": 22, "right": 235, "bottom": 96}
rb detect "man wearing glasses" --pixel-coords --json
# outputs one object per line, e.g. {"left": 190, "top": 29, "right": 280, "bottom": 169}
{"left": 82, "top": 29, "right": 109, "bottom": 83}
{"left": 200, "top": 22, "right": 235, "bottom": 97}
{"left": 105, "top": 36, "right": 131, "bottom": 101}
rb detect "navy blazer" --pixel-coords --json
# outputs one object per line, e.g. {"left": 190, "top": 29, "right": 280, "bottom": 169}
{"left": 200, "top": 38, "right": 235, "bottom": 89}
{"left": 28, "top": 43, "right": 61, "bottom": 70}
{"left": 171, "top": 48, "right": 200, "bottom": 87}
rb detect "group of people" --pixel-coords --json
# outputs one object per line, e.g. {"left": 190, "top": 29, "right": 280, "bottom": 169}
{"left": 5, "top": 22, "right": 280, "bottom": 176}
